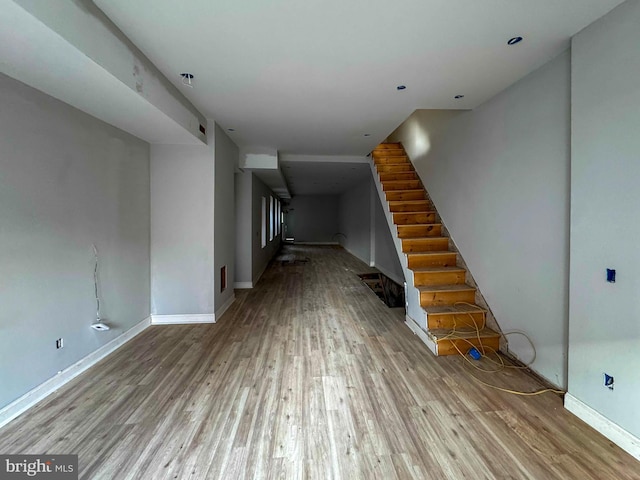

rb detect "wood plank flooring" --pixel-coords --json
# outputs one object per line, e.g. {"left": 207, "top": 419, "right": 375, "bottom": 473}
{"left": 1, "top": 245, "right": 638, "bottom": 479}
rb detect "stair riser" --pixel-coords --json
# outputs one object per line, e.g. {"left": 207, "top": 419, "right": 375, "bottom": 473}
{"left": 393, "top": 212, "right": 436, "bottom": 225}
{"left": 436, "top": 336, "right": 500, "bottom": 356}
{"left": 385, "top": 190, "right": 426, "bottom": 201}
{"left": 389, "top": 202, "right": 432, "bottom": 213}
{"left": 376, "top": 164, "right": 413, "bottom": 173}
{"left": 408, "top": 253, "right": 457, "bottom": 268}
{"left": 413, "top": 270, "right": 466, "bottom": 286}
{"left": 374, "top": 144, "right": 403, "bottom": 150}
{"left": 402, "top": 238, "right": 449, "bottom": 252}
{"left": 373, "top": 150, "right": 407, "bottom": 157}
{"left": 397, "top": 224, "right": 442, "bottom": 238}
{"left": 374, "top": 157, "right": 410, "bottom": 165}
{"left": 379, "top": 172, "right": 418, "bottom": 182}
{"left": 427, "top": 312, "right": 486, "bottom": 330}
{"left": 420, "top": 289, "right": 475, "bottom": 307}
{"left": 383, "top": 180, "right": 421, "bottom": 191}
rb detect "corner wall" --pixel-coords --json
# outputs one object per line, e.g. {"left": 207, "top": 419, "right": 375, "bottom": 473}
{"left": 0, "top": 73, "right": 150, "bottom": 409}
{"left": 569, "top": 0, "right": 640, "bottom": 443}
{"left": 389, "top": 50, "right": 571, "bottom": 388}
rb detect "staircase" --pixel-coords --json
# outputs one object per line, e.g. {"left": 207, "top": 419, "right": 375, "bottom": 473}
{"left": 372, "top": 143, "right": 500, "bottom": 356}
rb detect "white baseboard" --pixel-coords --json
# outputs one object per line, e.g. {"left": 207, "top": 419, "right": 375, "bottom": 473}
{"left": 151, "top": 314, "right": 215, "bottom": 325}
{"left": 234, "top": 281, "right": 253, "bottom": 289}
{"left": 0, "top": 316, "right": 151, "bottom": 430}
{"left": 565, "top": 393, "right": 640, "bottom": 461}
{"left": 215, "top": 295, "right": 236, "bottom": 320}
{"left": 405, "top": 315, "right": 437, "bottom": 356}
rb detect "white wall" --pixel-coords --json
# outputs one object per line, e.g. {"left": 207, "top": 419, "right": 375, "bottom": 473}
{"left": 338, "top": 177, "right": 372, "bottom": 263}
{"left": 287, "top": 195, "right": 340, "bottom": 243}
{"left": 214, "top": 124, "right": 238, "bottom": 314}
{"left": 150, "top": 138, "right": 214, "bottom": 315}
{"left": 569, "top": 0, "right": 640, "bottom": 440}
{"left": 389, "top": 51, "right": 571, "bottom": 388}
{"left": 0, "top": 73, "right": 150, "bottom": 409}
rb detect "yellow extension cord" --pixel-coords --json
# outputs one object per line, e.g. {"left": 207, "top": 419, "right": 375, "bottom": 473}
{"left": 441, "top": 302, "right": 565, "bottom": 396}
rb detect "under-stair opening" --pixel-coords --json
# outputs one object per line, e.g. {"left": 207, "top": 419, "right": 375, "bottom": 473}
{"left": 358, "top": 272, "right": 405, "bottom": 309}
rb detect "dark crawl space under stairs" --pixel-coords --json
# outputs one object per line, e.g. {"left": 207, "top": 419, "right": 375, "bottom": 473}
{"left": 372, "top": 142, "right": 500, "bottom": 356}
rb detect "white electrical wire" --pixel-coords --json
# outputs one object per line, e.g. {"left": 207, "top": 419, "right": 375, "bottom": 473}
{"left": 92, "top": 244, "right": 101, "bottom": 323}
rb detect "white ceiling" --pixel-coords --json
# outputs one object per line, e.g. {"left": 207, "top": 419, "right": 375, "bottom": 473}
{"left": 281, "top": 160, "right": 371, "bottom": 196}
{"left": 93, "top": 0, "right": 624, "bottom": 157}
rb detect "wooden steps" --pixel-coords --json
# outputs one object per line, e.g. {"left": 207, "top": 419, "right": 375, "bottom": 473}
{"left": 401, "top": 237, "right": 449, "bottom": 253}
{"left": 382, "top": 179, "right": 421, "bottom": 191}
{"left": 417, "top": 284, "right": 476, "bottom": 307}
{"left": 393, "top": 211, "right": 436, "bottom": 225}
{"left": 389, "top": 200, "right": 432, "bottom": 212}
{"left": 427, "top": 328, "right": 500, "bottom": 356}
{"left": 385, "top": 189, "right": 427, "bottom": 201}
{"left": 379, "top": 172, "right": 418, "bottom": 182}
{"left": 373, "top": 142, "right": 500, "bottom": 357}
{"left": 397, "top": 224, "right": 442, "bottom": 238}
{"left": 407, "top": 251, "right": 457, "bottom": 268}
{"left": 425, "top": 304, "right": 486, "bottom": 329}
{"left": 377, "top": 164, "right": 413, "bottom": 173}
{"left": 412, "top": 266, "right": 466, "bottom": 286}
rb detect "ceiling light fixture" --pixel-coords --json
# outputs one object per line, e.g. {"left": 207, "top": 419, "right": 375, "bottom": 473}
{"left": 364, "top": 133, "right": 371, "bottom": 137}
{"left": 397, "top": 85, "right": 406, "bottom": 90}
{"left": 454, "top": 95, "right": 465, "bottom": 99}
{"left": 180, "top": 73, "right": 194, "bottom": 87}
{"left": 227, "top": 128, "right": 235, "bottom": 132}
{"left": 507, "top": 36, "right": 523, "bottom": 45}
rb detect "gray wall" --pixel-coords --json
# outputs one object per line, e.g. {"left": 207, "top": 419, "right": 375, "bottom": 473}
{"left": 570, "top": 0, "right": 640, "bottom": 439}
{"left": 287, "top": 195, "right": 340, "bottom": 243}
{"left": 337, "top": 176, "right": 404, "bottom": 283}
{"left": 150, "top": 140, "right": 214, "bottom": 315}
{"left": 234, "top": 170, "right": 253, "bottom": 285}
{"left": 372, "top": 190, "right": 405, "bottom": 285}
{"left": 389, "top": 51, "right": 571, "bottom": 388}
{"left": 338, "top": 177, "right": 372, "bottom": 263}
{"left": 213, "top": 124, "right": 238, "bottom": 312}
{"left": 0, "top": 73, "right": 150, "bottom": 409}
{"left": 251, "top": 176, "right": 281, "bottom": 284}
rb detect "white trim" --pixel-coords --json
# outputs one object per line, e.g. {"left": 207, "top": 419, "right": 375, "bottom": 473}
{"left": 369, "top": 261, "right": 375, "bottom": 267}
{"left": 0, "top": 316, "right": 151, "bottom": 429}
{"left": 151, "top": 314, "right": 215, "bottom": 325}
{"left": 215, "top": 295, "right": 236, "bottom": 320}
{"left": 234, "top": 281, "right": 253, "bottom": 289}
{"left": 564, "top": 393, "right": 640, "bottom": 461}
{"left": 405, "top": 315, "right": 438, "bottom": 356}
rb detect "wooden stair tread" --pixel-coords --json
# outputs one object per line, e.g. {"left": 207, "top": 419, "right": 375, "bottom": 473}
{"left": 389, "top": 200, "right": 430, "bottom": 205}
{"left": 417, "top": 284, "right": 475, "bottom": 292}
{"left": 407, "top": 250, "right": 454, "bottom": 256}
{"left": 428, "top": 327, "right": 499, "bottom": 340}
{"left": 424, "top": 304, "right": 486, "bottom": 314}
{"left": 411, "top": 266, "right": 466, "bottom": 274}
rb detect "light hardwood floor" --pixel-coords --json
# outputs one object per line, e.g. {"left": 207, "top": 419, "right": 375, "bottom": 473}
{"left": 1, "top": 245, "right": 638, "bottom": 479}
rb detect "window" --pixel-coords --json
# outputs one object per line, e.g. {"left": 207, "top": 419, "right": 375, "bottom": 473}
{"left": 261, "top": 196, "right": 267, "bottom": 248}
{"left": 269, "top": 196, "right": 274, "bottom": 241}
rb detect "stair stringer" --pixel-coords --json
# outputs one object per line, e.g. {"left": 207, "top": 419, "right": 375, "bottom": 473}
{"left": 368, "top": 162, "right": 428, "bottom": 332}
{"left": 368, "top": 153, "right": 505, "bottom": 356}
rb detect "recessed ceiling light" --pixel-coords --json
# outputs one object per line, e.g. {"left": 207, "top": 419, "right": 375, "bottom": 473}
{"left": 507, "top": 36, "right": 523, "bottom": 45}
{"left": 454, "top": 95, "right": 465, "bottom": 99}
{"left": 227, "top": 128, "right": 235, "bottom": 132}
{"left": 364, "top": 133, "right": 371, "bottom": 137}
{"left": 180, "top": 73, "right": 194, "bottom": 87}
{"left": 397, "top": 85, "right": 406, "bottom": 90}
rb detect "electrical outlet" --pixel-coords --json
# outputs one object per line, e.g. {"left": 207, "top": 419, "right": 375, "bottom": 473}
{"left": 604, "top": 373, "right": 614, "bottom": 390}
{"left": 56, "top": 338, "right": 64, "bottom": 349}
